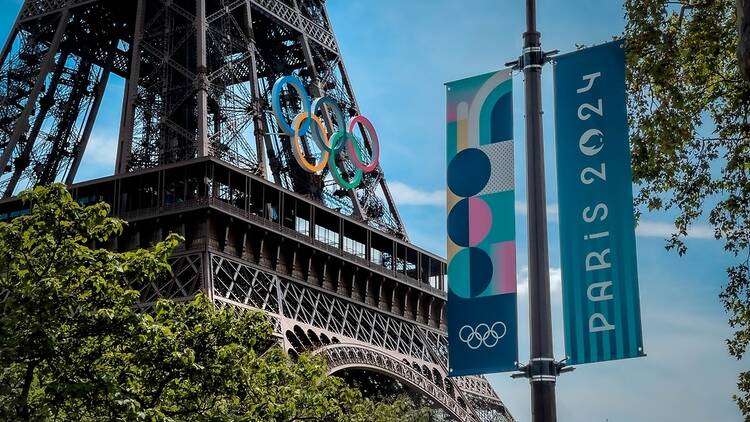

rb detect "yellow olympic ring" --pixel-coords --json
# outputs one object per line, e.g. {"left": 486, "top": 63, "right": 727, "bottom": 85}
{"left": 292, "top": 113, "right": 329, "bottom": 173}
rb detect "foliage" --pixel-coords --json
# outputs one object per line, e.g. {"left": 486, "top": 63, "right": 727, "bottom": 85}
{"left": 624, "top": 0, "right": 750, "bottom": 417}
{"left": 0, "top": 184, "right": 428, "bottom": 421}
{"left": 0, "top": 183, "right": 178, "bottom": 420}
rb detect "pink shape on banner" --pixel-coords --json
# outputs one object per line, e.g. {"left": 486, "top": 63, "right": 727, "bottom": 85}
{"left": 468, "top": 197, "right": 492, "bottom": 246}
{"left": 494, "top": 241, "right": 517, "bottom": 295}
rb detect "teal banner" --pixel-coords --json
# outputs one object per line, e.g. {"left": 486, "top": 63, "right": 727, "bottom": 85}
{"left": 553, "top": 41, "right": 645, "bottom": 365}
{"left": 446, "top": 69, "right": 518, "bottom": 376}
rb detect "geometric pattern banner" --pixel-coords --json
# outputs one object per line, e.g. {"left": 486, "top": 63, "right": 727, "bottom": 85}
{"left": 553, "top": 40, "right": 645, "bottom": 365}
{"left": 446, "top": 69, "right": 518, "bottom": 376}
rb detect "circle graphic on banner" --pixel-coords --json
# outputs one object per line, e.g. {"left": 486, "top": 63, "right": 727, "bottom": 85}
{"left": 448, "top": 197, "right": 492, "bottom": 247}
{"left": 448, "top": 247, "right": 494, "bottom": 298}
{"left": 447, "top": 148, "right": 491, "bottom": 197}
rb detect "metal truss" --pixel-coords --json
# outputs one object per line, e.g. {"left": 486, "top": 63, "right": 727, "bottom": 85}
{"left": 19, "top": 0, "right": 98, "bottom": 23}
{"left": 208, "top": 252, "right": 513, "bottom": 421}
{"left": 0, "top": 1, "right": 516, "bottom": 419}
{"left": 0, "top": 168, "right": 514, "bottom": 421}
{"left": 249, "top": 0, "right": 337, "bottom": 53}
{"left": 132, "top": 253, "right": 205, "bottom": 305}
{"left": 212, "top": 253, "right": 439, "bottom": 363}
{"left": 0, "top": 1, "right": 126, "bottom": 195}
{"left": 1, "top": 0, "right": 407, "bottom": 237}
{"left": 316, "top": 343, "right": 475, "bottom": 421}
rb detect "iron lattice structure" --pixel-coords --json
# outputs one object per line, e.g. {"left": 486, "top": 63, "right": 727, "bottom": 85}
{"left": 0, "top": 0, "right": 404, "bottom": 236}
{"left": 0, "top": 1, "right": 515, "bottom": 420}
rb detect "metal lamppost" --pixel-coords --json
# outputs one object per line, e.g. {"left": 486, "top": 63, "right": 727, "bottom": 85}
{"left": 507, "top": 0, "right": 567, "bottom": 420}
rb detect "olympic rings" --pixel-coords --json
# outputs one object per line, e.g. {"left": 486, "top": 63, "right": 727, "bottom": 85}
{"left": 347, "top": 115, "right": 379, "bottom": 173}
{"left": 312, "top": 96, "right": 346, "bottom": 151}
{"left": 292, "top": 113, "right": 329, "bottom": 173}
{"left": 271, "top": 75, "right": 380, "bottom": 189}
{"left": 458, "top": 321, "right": 507, "bottom": 350}
{"left": 328, "top": 131, "right": 363, "bottom": 190}
{"left": 272, "top": 75, "right": 311, "bottom": 136}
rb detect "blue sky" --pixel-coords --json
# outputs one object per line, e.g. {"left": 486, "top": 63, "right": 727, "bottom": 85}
{"left": 0, "top": 0, "right": 745, "bottom": 420}
{"left": 326, "top": 1, "right": 745, "bottom": 420}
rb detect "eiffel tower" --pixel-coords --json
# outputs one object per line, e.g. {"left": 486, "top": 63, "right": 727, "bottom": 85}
{"left": 0, "top": 1, "right": 514, "bottom": 420}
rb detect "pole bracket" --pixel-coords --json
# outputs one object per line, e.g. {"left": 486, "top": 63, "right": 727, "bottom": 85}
{"left": 511, "top": 358, "right": 574, "bottom": 381}
{"left": 504, "top": 49, "right": 560, "bottom": 71}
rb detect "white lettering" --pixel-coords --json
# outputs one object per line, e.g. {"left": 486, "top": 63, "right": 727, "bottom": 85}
{"left": 589, "top": 313, "right": 615, "bottom": 332}
{"left": 582, "top": 203, "right": 608, "bottom": 223}
{"left": 578, "top": 99, "right": 603, "bottom": 121}
{"left": 587, "top": 281, "right": 614, "bottom": 302}
{"left": 581, "top": 163, "right": 607, "bottom": 185}
{"left": 584, "top": 231, "right": 609, "bottom": 241}
{"left": 586, "top": 249, "right": 611, "bottom": 272}
{"left": 577, "top": 72, "right": 601, "bottom": 94}
{"left": 579, "top": 128, "right": 604, "bottom": 156}
{"left": 574, "top": 69, "right": 620, "bottom": 338}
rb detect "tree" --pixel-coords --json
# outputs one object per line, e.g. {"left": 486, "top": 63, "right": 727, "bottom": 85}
{"left": 738, "top": 0, "right": 750, "bottom": 81}
{"left": 0, "top": 184, "right": 428, "bottom": 421}
{"left": 625, "top": 0, "right": 750, "bottom": 417}
{"left": 0, "top": 184, "right": 179, "bottom": 420}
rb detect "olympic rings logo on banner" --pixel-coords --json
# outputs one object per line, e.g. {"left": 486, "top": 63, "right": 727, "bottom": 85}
{"left": 271, "top": 75, "right": 380, "bottom": 190}
{"left": 458, "top": 322, "right": 507, "bottom": 350}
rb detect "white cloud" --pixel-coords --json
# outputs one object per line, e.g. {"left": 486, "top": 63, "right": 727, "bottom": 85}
{"left": 83, "top": 134, "right": 118, "bottom": 166}
{"left": 515, "top": 200, "right": 559, "bottom": 223}
{"left": 495, "top": 267, "right": 745, "bottom": 422}
{"left": 517, "top": 266, "right": 562, "bottom": 296}
{"left": 388, "top": 181, "right": 444, "bottom": 206}
{"left": 514, "top": 201, "right": 715, "bottom": 241}
{"left": 636, "top": 220, "right": 715, "bottom": 240}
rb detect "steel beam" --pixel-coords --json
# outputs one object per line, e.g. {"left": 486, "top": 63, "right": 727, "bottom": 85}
{"left": 248, "top": 0, "right": 338, "bottom": 54}
{"left": 0, "top": 8, "right": 69, "bottom": 189}
{"left": 196, "top": 0, "right": 210, "bottom": 157}
{"left": 18, "top": 0, "right": 98, "bottom": 23}
{"left": 115, "top": 0, "right": 145, "bottom": 174}
{"left": 3, "top": 50, "right": 69, "bottom": 196}
{"left": 244, "top": 1, "right": 269, "bottom": 178}
{"left": 0, "top": 7, "right": 21, "bottom": 72}
{"left": 66, "top": 62, "right": 111, "bottom": 185}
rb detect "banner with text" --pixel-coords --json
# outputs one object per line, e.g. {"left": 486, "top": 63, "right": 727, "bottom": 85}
{"left": 554, "top": 40, "right": 645, "bottom": 365}
{"left": 446, "top": 69, "right": 518, "bottom": 376}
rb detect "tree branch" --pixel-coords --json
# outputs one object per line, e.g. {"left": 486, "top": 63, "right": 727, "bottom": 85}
{"left": 17, "top": 360, "right": 38, "bottom": 421}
